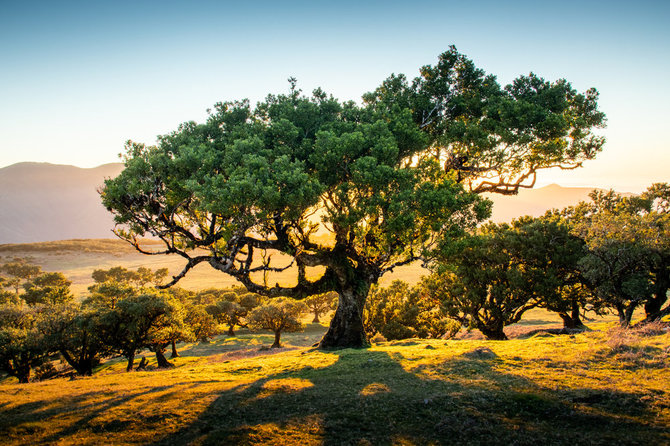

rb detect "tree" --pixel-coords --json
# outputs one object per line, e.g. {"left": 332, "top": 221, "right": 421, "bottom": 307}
{"left": 429, "top": 224, "right": 545, "bottom": 340}
{"left": 1, "top": 258, "right": 42, "bottom": 296}
{"left": 207, "top": 299, "right": 246, "bottom": 336}
{"left": 247, "top": 298, "right": 307, "bottom": 348}
{"left": 98, "top": 293, "right": 174, "bottom": 371}
{"left": 101, "top": 48, "right": 604, "bottom": 348}
{"left": 184, "top": 304, "right": 218, "bottom": 344}
{"left": 364, "top": 280, "right": 458, "bottom": 340}
{"left": 22, "top": 272, "right": 73, "bottom": 306}
{"left": 85, "top": 281, "right": 136, "bottom": 309}
{"left": 304, "top": 291, "right": 337, "bottom": 323}
{"left": 0, "top": 279, "right": 20, "bottom": 306}
{"left": 569, "top": 184, "right": 670, "bottom": 326}
{"left": 40, "top": 304, "right": 109, "bottom": 376}
{"left": 91, "top": 265, "right": 168, "bottom": 288}
{"left": 0, "top": 305, "right": 50, "bottom": 383}
{"left": 504, "top": 215, "right": 594, "bottom": 329}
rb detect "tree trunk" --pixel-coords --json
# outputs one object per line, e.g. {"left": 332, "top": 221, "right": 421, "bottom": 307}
{"left": 16, "top": 364, "right": 31, "bottom": 383}
{"left": 570, "top": 302, "right": 584, "bottom": 328}
{"left": 558, "top": 302, "right": 585, "bottom": 329}
{"left": 126, "top": 352, "right": 135, "bottom": 372}
{"left": 227, "top": 325, "right": 236, "bottom": 336}
{"left": 479, "top": 325, "right": 508, "bottom": 340}
{"left": 155, "top": 346, "right": 174, "bottom": 368}
{"left": 170, "top": 340, "right": 179, "bottom": 358}
{"left": 319, "top": 286, "right": 369, "bottom": 349}
{"left": 312, "top": 312, "right": 320, "bottom": 324}
{"left": 271, "top": 331, "right": 282, "bottom": 348}
{"left": 644, "top": 273, "right": 668, "bottom": 321}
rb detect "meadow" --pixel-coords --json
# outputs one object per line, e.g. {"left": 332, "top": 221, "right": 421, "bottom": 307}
{"left": 1, "top": 239, "right": 669, "bottom": 445}
{"left": 0, "top": 320, "right": 668, "bottom": 445}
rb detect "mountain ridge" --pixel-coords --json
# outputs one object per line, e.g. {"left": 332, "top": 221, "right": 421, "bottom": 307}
{"left": 0, "top": 162, "right": 616, "bottom": 243}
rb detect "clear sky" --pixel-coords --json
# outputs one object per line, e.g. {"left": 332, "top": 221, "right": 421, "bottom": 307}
{"left": 1, "top": 0, "right": 668, "bottom": 192}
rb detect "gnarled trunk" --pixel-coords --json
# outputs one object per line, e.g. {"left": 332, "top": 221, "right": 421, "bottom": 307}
{"left": 644, "top": 272, "right": 669, "bottom": 321}
{"left": 155, "top": 346, "right": 174, "bottom": 368}
{"left": 170, "top": 340, "right": 179, "bottom": 358}
{"left": 227, "top": 325, "right": 236, "bottom": 336}
{"left": 16, "top": 363, "right": 31, "bottom": 384}
{"left": 559, "top": 302, "right": 585, "bottom": 329}
{"left": 479, "top": 325, "right": 508, "bottom": 340}
{"left": 319, "top": 286, "right": 369, "bottom": 349}
{"left": 617, "top": 302, "right": 638, "bottom": 327}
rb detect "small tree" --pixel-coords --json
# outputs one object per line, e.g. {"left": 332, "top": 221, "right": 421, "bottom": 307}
{"left": 304, "top": 292, "right": 337, "bottom": 323}
{"left": 98, "top": 293, "right": 173, "bottom": 371}
{"left": 207, "top": 300, "right": 245, "bottom": 336}
{"left": 505, "top": 216, "right": 595, "bottom": 329}
{"left": 364, "top": 280, "right": 458, "bottom": 341}
{"left": 569, "top": 184, "right": 670, "bottom": 325}
{"left": 184, "top": 304, "right": 218, "bottom": 344}
{"left": 85, "top": 281, "right": 136, "bottom": 309}
{"left": 0, "top": 305, "right": 50, "bottom": 383}
{"left": 430, "top": 225, "right": 542, "bottom": 340}
{"left": 247, "top": 298, "right": 307, "bottom": 348}
{"left": 1, "top": 258, "right": 42, "bottom": 296}
{"left": 22, "top": 272, "right": 74, "bottom": 306}
{"left": 40, "top": 304, "right": 109, "bottom": 376}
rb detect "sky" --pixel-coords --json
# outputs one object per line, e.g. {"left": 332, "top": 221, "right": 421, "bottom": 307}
{"left": 1, "top": 0, "right": 668, "bottom": 192}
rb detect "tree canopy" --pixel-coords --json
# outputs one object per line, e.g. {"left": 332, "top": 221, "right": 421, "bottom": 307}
{"left": 101, "top": 47, "right": 605, "bottom": 348}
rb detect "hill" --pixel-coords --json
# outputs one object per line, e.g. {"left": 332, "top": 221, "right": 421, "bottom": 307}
{"left": 0, "top": 162, "right": 616, "bottom": 244}
{"left": 0, "top": 162, "right": 124, "bottom": 243}
{"left": 484, "top": 183, "right": 604, "bottom": 223}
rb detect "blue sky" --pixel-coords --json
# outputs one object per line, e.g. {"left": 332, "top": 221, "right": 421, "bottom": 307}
{"left": 1, "top": 0, "right": 668, "bottom": 191}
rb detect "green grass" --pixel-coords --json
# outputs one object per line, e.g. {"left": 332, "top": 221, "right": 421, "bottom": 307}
{"left": 1, "top": 322, "right": 668, "bottom": 445}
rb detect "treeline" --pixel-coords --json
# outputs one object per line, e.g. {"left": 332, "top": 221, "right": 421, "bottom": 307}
{"left": 0, "top": 263, "right": 336, "bottom": 383}
{"left": 365, "top": 183, "right": 670, "bottom": 341}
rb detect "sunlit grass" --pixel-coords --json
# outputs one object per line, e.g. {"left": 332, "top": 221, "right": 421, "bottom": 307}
{"left": 1, "top": 322, "right": 668, "bottom": 445}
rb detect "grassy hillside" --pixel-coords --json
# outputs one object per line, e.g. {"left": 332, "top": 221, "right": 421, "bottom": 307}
{"left": 0, "top": 322, "right": 668, "bottom": 445}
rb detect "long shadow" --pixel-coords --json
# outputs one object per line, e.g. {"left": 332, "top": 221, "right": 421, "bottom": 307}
{"left": 151, "top": 348, "right": 669, "bottom": 445}
{"left": 0, "top": 379, "right": 221, "bottom": 443}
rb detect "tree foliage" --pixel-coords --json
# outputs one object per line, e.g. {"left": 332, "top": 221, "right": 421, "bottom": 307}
{"left": 569, "top": 184, "right": 670, "bottom": 325}
{"left": 364, "top": 280, "right": 459, "bottom": 340}
{"left": 1, "top": 257, "right": 42, "bottom": 295}
{"left": 0, "top": 305, "right": 50, "bottom": 383}
{"left": 22, "top": 272, "right": 74, "bottom": 306}
{"left": 304, "top": 291, "right": 337, "bottom": 323}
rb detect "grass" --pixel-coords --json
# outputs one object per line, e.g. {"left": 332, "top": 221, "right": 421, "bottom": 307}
{"left": 1, "top": 322, "right": 668, "bottom": 445}
{"left": 1, "top": 239, "right": 668, "bottom": 444}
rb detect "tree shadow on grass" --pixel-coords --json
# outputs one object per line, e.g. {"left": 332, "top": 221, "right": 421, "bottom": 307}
{"left": 0, "top": 379, "right": 222, "bottom": 444}
{"left": 152, "top": 348, "right": 669, "bottom": 445}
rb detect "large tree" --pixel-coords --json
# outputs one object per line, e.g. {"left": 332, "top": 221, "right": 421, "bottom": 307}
{"left": 101, "top": 48, "right": 604, "bottom": 348}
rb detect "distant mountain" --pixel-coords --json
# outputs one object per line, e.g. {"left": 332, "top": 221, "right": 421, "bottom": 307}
{"left": 0, "top": 162, "right": 614, "bottom": 243}
{"left": 0, "top": 162, "right": 124, "bottom": 243}
{"left": 484, "top": 183, "right": 604, "bottom": 223}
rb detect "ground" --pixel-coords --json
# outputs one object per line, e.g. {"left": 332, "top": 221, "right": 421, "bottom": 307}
{"left": 1, "top": 240, "right": 668, "bottom": 445}
{"left": 0, "top": 320, "right": 668, "bottom": 445}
